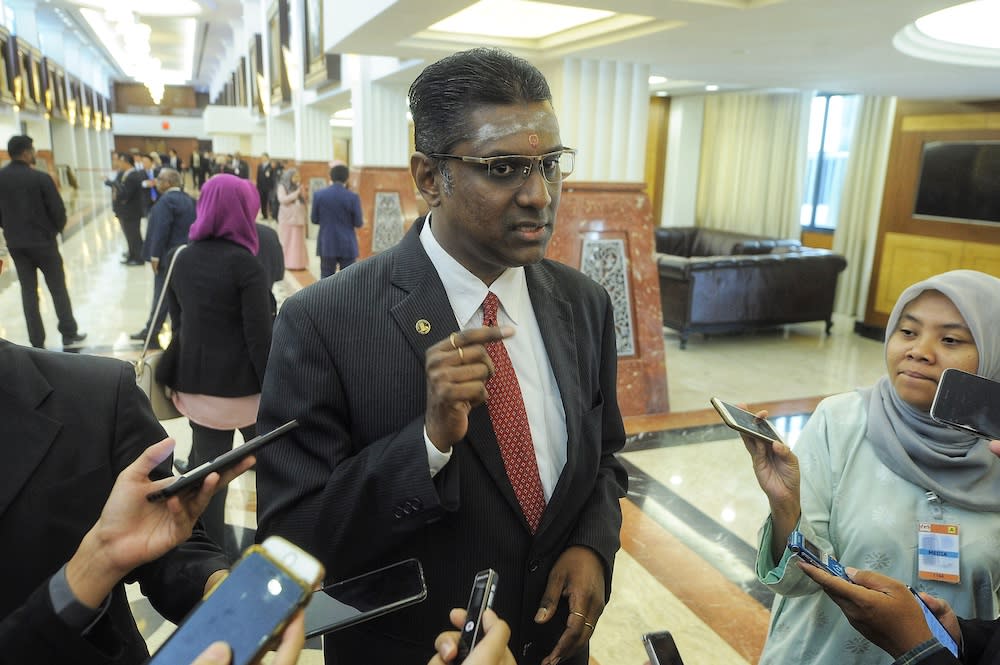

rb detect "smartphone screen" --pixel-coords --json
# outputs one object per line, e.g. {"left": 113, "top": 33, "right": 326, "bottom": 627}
{"left": 456, "top": 569, "right": 498, "bottom": 663}
{"left": 910, "top": 589, "right": 959, "bottom": 656}
{"left": 304, "top": 559, "right": 428, "bottom": 639}
{"left": 642, "top": 630, "right": 685, "bottom": 665}
{"left": 931, "top": 369, "right": 1000, "bottom": 440}
{"left": 710, "top": 398, "right": 782, "bottom": 443}
{"left": 147, "top": 419, "right": 299, "bottom": 501}
{"left": 148, "top": 538, "right": 321, "bottom": 665}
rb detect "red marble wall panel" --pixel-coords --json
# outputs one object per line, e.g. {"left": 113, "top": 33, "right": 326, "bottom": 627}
{"left": 550, "top": 181, "right": 669, "bottom": 417}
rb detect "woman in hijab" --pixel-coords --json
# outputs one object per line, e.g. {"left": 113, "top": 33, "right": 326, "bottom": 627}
{"left": 160, "top": 174, "right": 272, "bottom": 560}
{"left": 744, "top": 270, "right": 1000, "bottom": 664}
{"left": 276, "top": 167, "right": 308, "bottom": 270}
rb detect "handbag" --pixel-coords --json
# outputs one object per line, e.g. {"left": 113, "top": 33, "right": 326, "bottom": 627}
{"left": 134, "top": 245, "right": 185, "bottom": 420}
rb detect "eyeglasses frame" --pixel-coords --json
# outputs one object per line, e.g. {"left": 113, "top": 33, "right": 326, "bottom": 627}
{"left": 427, "top": 148, "right": 577, "bottom": 187}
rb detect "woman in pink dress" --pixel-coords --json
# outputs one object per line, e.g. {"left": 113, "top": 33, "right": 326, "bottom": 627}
{"left": 276, "top": 167, "right": 308, "bottom": 269}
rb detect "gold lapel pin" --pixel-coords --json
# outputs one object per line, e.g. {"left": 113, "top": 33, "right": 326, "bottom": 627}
{"left": 415, "top": 319, "right": 431, "bottom": 335}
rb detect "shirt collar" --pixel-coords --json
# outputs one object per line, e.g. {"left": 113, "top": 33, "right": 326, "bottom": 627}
{"left": 420, "top": 212, "right": 527, "bottom": 328}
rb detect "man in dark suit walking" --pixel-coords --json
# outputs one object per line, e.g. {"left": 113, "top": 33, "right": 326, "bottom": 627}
{"left": 130, "top": 167, "right": 196, "bottom": 346}
{"left": 0, "top": 135, "right": 85, "bottom": 349}
{"left": 256, "top": 48, "right": 626, "bottom": 665}
{"left": 256, "top": 153, "right": 275, "bottom": 219}
{"left": 116, "top": 153, "right": 146, "bottom": 265}
{"left": 310, "top": 163, "right": 363, "bottom": 278}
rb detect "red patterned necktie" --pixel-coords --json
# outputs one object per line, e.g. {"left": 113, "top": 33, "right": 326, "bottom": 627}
{"left": 482, "top": 292, "right": 546, "bottom": 533}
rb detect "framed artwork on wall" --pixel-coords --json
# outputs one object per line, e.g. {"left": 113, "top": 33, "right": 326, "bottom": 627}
{"left": 249, "top": 34, "right": 264, "bottom": 114}
{"left": 304, "top": 0, "right": 324, "bottom": 87}
{"left": 267, "top": 0, "right": 291, "bottom": 106}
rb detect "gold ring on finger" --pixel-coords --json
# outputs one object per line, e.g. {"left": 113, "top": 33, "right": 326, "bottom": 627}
{"left": 449, "top": 332, "right": 459, "bottom": 350}
{"left": 570, "top": 611, "right": 588, "bottom": 621}
{"left": 583, "top": 622, "right": 595, "bottom": 631}
{"left": 457, "top": 346, "right": 465, "bottom": 362}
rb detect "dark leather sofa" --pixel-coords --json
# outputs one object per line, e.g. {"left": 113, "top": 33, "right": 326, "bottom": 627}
{"left": 655, "top": 227, "right": 848, "bottom": 348}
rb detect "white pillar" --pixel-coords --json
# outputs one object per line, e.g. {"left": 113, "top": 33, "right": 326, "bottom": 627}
{"left": 546, "top": 57, "right": 650, "bottom": 182}
{"left": 350, "top": 58, "right": 409, "bottom": 167}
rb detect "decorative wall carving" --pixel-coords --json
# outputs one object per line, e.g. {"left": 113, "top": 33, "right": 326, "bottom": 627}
{"left": 581, "top": 237, "right": 635, "bottom": 356}
{"left": 373, "top": 191, "right": 405, "bottom": 253}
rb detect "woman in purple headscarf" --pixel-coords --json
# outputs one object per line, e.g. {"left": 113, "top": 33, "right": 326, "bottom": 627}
{"left": 158, "top": 174, "right": 272, "bottom": 560}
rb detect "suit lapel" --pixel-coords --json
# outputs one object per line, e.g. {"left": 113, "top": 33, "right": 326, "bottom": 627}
{"left": 0, "top": 341, "right": 62, "bottom": 519}
{"left": 388, "top": 222, "right": 528, "bottom": 528}
{"left": 525, "top": 264, "right": 582, "bottom": 534}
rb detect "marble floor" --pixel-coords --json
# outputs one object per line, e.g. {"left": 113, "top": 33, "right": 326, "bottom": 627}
{"left": 0, "top": 185, "right": 891, "bottom": 664}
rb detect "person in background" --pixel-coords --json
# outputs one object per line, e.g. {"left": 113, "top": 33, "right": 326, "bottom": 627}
{"left": 232, "top": 152, "right": 250, "bottom": 179}
{"left": 0, "top": 134, "right": 86, "bottom": 349}
{"left": 117, "top": 152, "right": 147, "bottom": 266}
{"left": 255, "top": 219, "right": 284, "bottom": 319}
{"left": 311, "top": 163, "right": 363, "bottom": 278}
{"left": 159, "top": 173, "right": 272, "bottom": 560}
{"left": 269, "top": 160, "right": 285, "bottom": 218}
{"left": 140, "top": 153, "right": 160, "bottom": 218}
{"left": 256, "top": 48, "right": 626, "bottom": 665}
{"left": 131, "top": 167, "right": 196, "bottom": 348}
{"left": 743, "top": 269, "right": 1000, "bottom": 664}
{"left": 275, "top": 167, "right": 308, "bottom": 270}
{"left": 256, "top": 153, "right": 276, "bottom": 220}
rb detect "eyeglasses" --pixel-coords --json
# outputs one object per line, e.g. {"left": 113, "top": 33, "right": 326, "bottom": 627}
{"left": 428, "top": 148, "right": 576, "bottom": 188}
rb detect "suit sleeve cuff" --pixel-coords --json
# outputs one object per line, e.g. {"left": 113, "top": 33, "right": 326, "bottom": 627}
{"left": 48, "top": 564, "right": 111, "bottom": 633}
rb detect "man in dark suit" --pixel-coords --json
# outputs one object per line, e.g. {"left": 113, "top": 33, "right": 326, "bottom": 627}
{"left": 310, "top": 163, "right": 363, "bottom": 278}
{"left": 130, "top": 167, "right": 196, "bottom": 346}
{"left": 256, "top": 153, "right": 276, "bottom": 219}
{"left": 0, "top": 135, "right": 86, "bottom": 349}
{"left": 116, "top": 152, "right": 147, "bottom": 265}
{"left": 232, "top": 152, "right": 250, "bottom": 179}
{"left": 255, "top": 221, "right": 284, "bottom": 318}
{"left": 256, "top": 48, "right": 626, "bottom": 665}
{"left": 0, "top": 336, "right": 231, "bottom": 665}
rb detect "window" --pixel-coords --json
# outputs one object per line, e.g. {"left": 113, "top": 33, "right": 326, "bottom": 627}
{"left": 800, "top": 94, "right": 860, "bottom": 231}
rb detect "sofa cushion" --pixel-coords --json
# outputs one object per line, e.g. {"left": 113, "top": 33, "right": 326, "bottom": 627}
{"left": 654, "top": 226, "right": 802, "bottom": 257}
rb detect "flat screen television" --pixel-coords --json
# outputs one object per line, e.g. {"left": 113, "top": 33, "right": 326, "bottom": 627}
{"left": 913, "top": 140, "right": 1000, "bottom": 225}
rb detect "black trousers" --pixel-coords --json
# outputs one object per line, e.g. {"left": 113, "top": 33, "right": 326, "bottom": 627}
{"left": 119, "top": 214, "right": 143, "bottom": 262}
{"left": 189, "top": 421, "right": 257, "bottom": 561}
{"left": 9, "top": 244, "right": 79, "bottom": 348}
{"left": 258, "top": 188, "right": 273, "bottom": 219}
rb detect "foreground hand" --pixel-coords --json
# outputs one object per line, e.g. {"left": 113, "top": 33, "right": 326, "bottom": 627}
{"left": 535, "top": 546, "right": 606, "bottom": 665}
{"left": 429, "top": 608, "right": 515, "bottom": 665}
{"left": 189, "top": 610, "right": 306, "bottom": 665}
{"left": 798, "top": 563, "right": 945, "bottom": 657}
{"left": 66, "top": 438, "right": 256, "bottom": 606}
{"left": 425, "top": 327, "right": 510, "bottom": 452}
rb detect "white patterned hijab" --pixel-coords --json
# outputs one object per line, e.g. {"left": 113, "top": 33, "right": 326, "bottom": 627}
{"left": 861, "top": 270, "right": 1000, "bottom": 511}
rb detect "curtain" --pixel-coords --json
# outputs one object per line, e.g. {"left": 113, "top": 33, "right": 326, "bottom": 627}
{"left": 696, "top": 91, "right": 812, "bottom": 238}
{"left": 832, "top": 96, "right": 897, "bottom": 319}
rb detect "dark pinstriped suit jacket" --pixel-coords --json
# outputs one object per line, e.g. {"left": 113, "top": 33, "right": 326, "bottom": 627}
{"left": 256, "top": 217, "right": 627, "bottom": 665}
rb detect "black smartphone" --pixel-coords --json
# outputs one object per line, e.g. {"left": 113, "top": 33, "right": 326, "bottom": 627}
{"left": 710, "top": 397, "right": 782, "bottom": 443}
{"left": 147, "top": 419, "right": 298, "bottom": 501}
{"left": 303, "top": 558, "right": 428, "bottom": 639}
{"left": 642, "top": 630, "right": 686, "bottom": 665}
{"left": 456, "top": 568, "right": 499, "bottom": 663}
{"left": 147, "top": 536, "right": 324, "bottom": 665}
{"left": 931, "top": 368, "right": 1000, "bottom": 440}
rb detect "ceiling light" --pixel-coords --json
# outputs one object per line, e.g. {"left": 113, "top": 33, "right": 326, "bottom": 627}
{"left": 655, "top": 91, "right": 669, "bottom": 97}
{"left": 915, "top": 1, "right": 1000, "bottom": 50}
{"left": 705, "top": 84, "right": 719, "bottom": 91}
{"left": 648, "top": 75, "right": 668, "bottom": 85}
{"left": 429, "top": 0, "right": 614, "bottom": 40}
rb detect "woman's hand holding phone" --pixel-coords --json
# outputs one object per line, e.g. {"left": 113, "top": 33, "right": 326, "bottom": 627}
{"left": 429, "top": 609, "right": 516, "bottom": 665}
{"left": 189, "top": 611, "right": 306, "bottom": 665}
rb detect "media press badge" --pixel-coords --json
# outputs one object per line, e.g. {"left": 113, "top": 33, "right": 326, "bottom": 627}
{"left": 918, "top": 522, "right": 960, "bottom": 584}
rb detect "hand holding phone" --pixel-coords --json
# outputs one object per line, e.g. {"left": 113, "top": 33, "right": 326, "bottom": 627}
{"left": 147, "top": 420, "right": 298, "bottom": 501}
{"left": 787, "top": 531, "right": 853, "bottom": 582}
{"left": 456, "top": 569, "right": 499, "bottom": 663}
{"left": 910, "top": 588, "right": 960, "bottom": 657}
{"left": 148, "top": 536, "right": 324, "bottom": 665}
{"left": 710, "top": 398, "right": 782, "bottom": 443}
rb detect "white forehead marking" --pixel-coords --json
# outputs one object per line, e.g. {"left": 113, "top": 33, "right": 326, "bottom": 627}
{"left": 470, "top": 110, "right": 560, "bottom": 146}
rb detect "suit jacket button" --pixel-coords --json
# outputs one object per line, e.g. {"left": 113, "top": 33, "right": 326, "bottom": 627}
{"left": 412, "top": 497, "right": 423, "bottom": 509}
{"left": 529, "top": 559, "right": 540, "bottom": 572}
{"left": 393, "top": 507, "right": 404, "bottom": 519}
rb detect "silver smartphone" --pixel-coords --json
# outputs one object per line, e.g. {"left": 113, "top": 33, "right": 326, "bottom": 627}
{"left": 710, "top": 397, "right": 782, "bottom": 443}
{"left": 147, "top": 536, "right": 324, "bottom": 665}
{"left": 642, "top": 630, "right": 685, "bottom": 665}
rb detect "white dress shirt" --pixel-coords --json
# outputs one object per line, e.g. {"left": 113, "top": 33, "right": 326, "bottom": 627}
{"left": 419, "top": 214, "right": 567, "bottom": 500}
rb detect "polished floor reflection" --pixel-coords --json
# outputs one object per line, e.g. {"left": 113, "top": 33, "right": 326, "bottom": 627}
{"left": 0, "top": 186, "right": 890, "bottom": 664}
